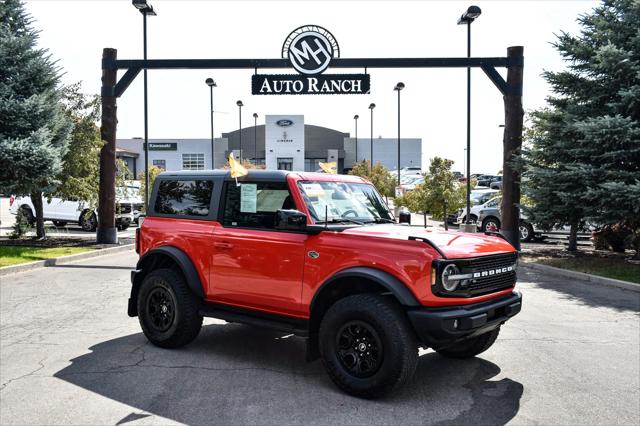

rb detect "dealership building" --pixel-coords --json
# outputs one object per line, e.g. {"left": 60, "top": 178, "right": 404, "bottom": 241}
{"left": 116, "top": 115, "right": 422, "bottom": 175}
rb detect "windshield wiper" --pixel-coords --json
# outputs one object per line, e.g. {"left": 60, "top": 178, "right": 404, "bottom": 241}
{"left": 363, "top": 217, "right": 395, "bottom": 224}
{"left": 318, "top": 218, "right": 365, "bottom": 225}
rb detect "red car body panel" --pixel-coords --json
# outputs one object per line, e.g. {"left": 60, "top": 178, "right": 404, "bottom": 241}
{"left": 137, "top": 172, "right": 517, "bottom": 320}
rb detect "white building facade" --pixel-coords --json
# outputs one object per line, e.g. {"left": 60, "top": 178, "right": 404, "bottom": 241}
{"left": 116, "top": 115, "right": 422, "bottom": 175}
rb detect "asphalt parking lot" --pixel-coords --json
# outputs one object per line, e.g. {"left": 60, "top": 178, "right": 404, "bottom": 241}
{"left": 1, "top": 250, "right": 638, "bottom": 425}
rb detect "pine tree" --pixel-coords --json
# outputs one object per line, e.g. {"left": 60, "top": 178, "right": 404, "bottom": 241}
{"left": 0, "top": 0, "right": 72, "bottom": 238}
{"left": 524, "top": 0, "right": 640, "bottom": 253}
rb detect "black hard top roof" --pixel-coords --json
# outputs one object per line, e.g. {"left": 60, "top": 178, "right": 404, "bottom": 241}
{"left": 157, "top": 169, "right": 290, "bottom": 181}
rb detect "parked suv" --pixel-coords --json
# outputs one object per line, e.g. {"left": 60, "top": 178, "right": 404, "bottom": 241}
{"left": 129, "top": 170, "right": 522, "bottom": 398}
{"left": 477, "top": 206, "right": 540, "bottom": 242}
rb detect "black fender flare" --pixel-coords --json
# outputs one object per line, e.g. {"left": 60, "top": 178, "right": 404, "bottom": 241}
{"left": 311, "top": 266, "right": 420, "bottom": 312}
{"left": 128, "top": 246, "right": 204, "bottom": 316}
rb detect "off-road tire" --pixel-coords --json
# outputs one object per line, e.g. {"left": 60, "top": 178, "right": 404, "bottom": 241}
{"left": 436, "top": 327, "right": 500, "bottom": 359}
{"left": 137, "top": 268, "right": 203, "bottom": 349}
{"left": 319, "top": 294, "right": 418, "bottom": 398}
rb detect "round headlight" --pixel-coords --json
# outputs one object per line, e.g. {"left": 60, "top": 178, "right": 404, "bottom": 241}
{"left": 441, "top": 264, "right": 461, "bottom": 291}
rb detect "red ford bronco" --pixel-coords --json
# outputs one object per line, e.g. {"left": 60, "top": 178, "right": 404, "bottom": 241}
{"left": 129, "top": 170, "right": 521, "bottom": 398}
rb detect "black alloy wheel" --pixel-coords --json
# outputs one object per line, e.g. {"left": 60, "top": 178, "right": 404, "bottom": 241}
{"left": 146, "top": 286, "right": 176, "bottom": 332}
{"left": 336, "top": 321, "right": 384, "bottom": 378}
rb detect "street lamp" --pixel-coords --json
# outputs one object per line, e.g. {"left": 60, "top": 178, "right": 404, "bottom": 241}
{"left": 236, "top": 100, "right": 243, "bottom": 161}
{"left": 353, "top": 114, "right": 359, "bottom": 165}
{"left": 458, "top": 5, "right": 481, "bottom": 229}
{"left": 132, "top": 0, "right": 156, "bottom": 212}
{"left": 253, "top": 113, "right": 258, "bottom": 165}
{"left": 205, "top": 78, "right": 216, "bottom": 169}
{"left": 368, "top": 103, "right": 376, "bottom": 171}
{"left": 394, "top": 82, "right": 405, "bottom": 185}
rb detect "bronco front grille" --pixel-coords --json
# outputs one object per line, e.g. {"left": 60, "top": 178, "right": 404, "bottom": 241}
{"left": 434, "top": 252, "right": 518, "bottom": 297}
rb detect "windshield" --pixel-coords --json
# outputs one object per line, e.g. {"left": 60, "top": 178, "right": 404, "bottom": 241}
{"left": 116, "top": 185, "right": 141, "bottom": 199}
{"left": 298, "top": 180, "right": 393, "bottom": 224}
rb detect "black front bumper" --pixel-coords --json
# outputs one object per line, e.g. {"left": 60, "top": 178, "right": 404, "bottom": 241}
{"left": 407, "top": 291, "right": 522, "bottom": 350}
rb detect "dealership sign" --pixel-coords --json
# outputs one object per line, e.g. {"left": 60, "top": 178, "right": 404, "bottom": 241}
{"left": 252, "top": 74, "right": 370, "bottom": 95}
{"left": 144, "top": 142, "right": 177, "bottom": 151}
{"left": 252, "top": 26, "right": 370, "bottom": 95}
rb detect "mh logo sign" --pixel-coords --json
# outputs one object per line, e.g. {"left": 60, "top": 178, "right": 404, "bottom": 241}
{"left": 282, "top": 26, "right": 339, "bottom": 75}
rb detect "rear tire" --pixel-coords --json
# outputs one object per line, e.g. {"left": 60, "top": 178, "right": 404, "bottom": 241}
{"left": 436, "top": 328, "right": 500, "bottom": 359}
{"left": 482, "top": 217, "right": 501, "bottom": 233}
{"left": 137, "top": 268, "right": 202, "bottom": 349}
{"left": 19, "top": 206, "right": 35, "bottom": 226}
{"left": 319, "top": 294, "right": 418, "bottom": 398}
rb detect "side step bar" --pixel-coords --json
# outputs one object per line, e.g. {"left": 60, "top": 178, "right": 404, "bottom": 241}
{"left": 199, "top": 302, "right": 309, "bottom": 337}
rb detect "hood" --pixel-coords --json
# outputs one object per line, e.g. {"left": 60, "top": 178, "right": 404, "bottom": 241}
{"left": 341, "top": 224, "right": 516, "bottom": 259}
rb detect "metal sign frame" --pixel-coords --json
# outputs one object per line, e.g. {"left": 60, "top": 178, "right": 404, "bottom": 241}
{"left": 102, "top": 56, "right": 522, "bottom": 98}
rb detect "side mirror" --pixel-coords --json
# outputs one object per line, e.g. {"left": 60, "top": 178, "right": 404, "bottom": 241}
{"left": 276, "top": 209, "right": 307, "bottom": 231}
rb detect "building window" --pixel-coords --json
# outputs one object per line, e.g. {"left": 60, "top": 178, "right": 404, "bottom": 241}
{"left": 277, "top": 158, "right": 293, "bottom": 171}
{"left": 304, "top": 158, "right": 324, "bottom": 172}
{"left": 152, "top": 159, "right": 166, "bottom": 170}
{"left": 182, "top": 153, "right": 205, "bottom": 170}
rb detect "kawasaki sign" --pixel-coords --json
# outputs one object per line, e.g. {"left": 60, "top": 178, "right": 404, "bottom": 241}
{"left": 252, "top": 25, "right": 370, "bottom": 95}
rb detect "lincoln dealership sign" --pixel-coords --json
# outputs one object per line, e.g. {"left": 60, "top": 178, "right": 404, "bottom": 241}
{"left": 252, "top": 26, "right": 370, "bottom": 95}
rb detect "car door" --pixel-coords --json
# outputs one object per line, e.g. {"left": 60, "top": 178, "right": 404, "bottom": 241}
{"left": 53, "top": 197, "right": 81, "bottom": 222}
{"left": 210, "top": 179, "right": 307, "bottom": 317}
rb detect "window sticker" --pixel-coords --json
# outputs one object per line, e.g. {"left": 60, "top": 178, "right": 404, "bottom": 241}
{"left": 240, "top": 184, "right": 257, "bottom": 213}
{"left": 301, "top": 183, "right": 325, "bottom": 197}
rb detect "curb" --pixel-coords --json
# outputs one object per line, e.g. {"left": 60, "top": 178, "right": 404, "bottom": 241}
{"left": 0, "top": 244, "right": 134, "bottom": 276}
{"left": 520, "top": 261, "right": 639, "bottom": 293}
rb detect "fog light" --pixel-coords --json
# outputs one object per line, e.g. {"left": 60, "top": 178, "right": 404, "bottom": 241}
{"left": 453, "top": 319, "right": 459, "bottom": 329}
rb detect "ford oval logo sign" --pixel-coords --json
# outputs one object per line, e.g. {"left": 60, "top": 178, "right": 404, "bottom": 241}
{"left": 276, "top": 119, "right": 294, "bottom": 127}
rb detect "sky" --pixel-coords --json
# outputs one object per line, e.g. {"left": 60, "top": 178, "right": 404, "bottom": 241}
{"left": 24, "top": 0, "right": 599, "bottom": 174}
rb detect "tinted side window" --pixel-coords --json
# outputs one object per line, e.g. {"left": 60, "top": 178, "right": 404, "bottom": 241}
{"left": 222, "top": 181, "right": 294, "bottom": 229}
{"left": 154, "top": 180, "right": 214, "bottom": 217}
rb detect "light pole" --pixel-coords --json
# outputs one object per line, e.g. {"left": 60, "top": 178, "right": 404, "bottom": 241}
{"left": 236, "top": 100, "right": 243, "bottom": 161}
{"left": 132, "top": 0, "right": 156, "bottom": 212}
{"left": 458, "top": 5, "right": 482, "bottom": 229}
{"left": 368, "top": 103, "right": 376, "bottom": 171}
{"left": 394, "top": 82, "right": 405, "bottom": 185}
{"left": 253, "top": 113, "right": 258, "bottom": 164}
{"left": 205, "top": 78, "right": 216, "bottom": 168}
{"left": 353, "top": 114, "right": 359, "bottom": 165}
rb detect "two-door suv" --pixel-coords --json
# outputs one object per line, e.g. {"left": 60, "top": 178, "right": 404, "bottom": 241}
{"left": 129, "top": 170, "right": 521, "bottom": 398}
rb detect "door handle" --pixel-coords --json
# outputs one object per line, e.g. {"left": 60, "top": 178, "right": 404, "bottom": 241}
{"left": 214, "top": 242, "right": 233, "bottom": 250}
